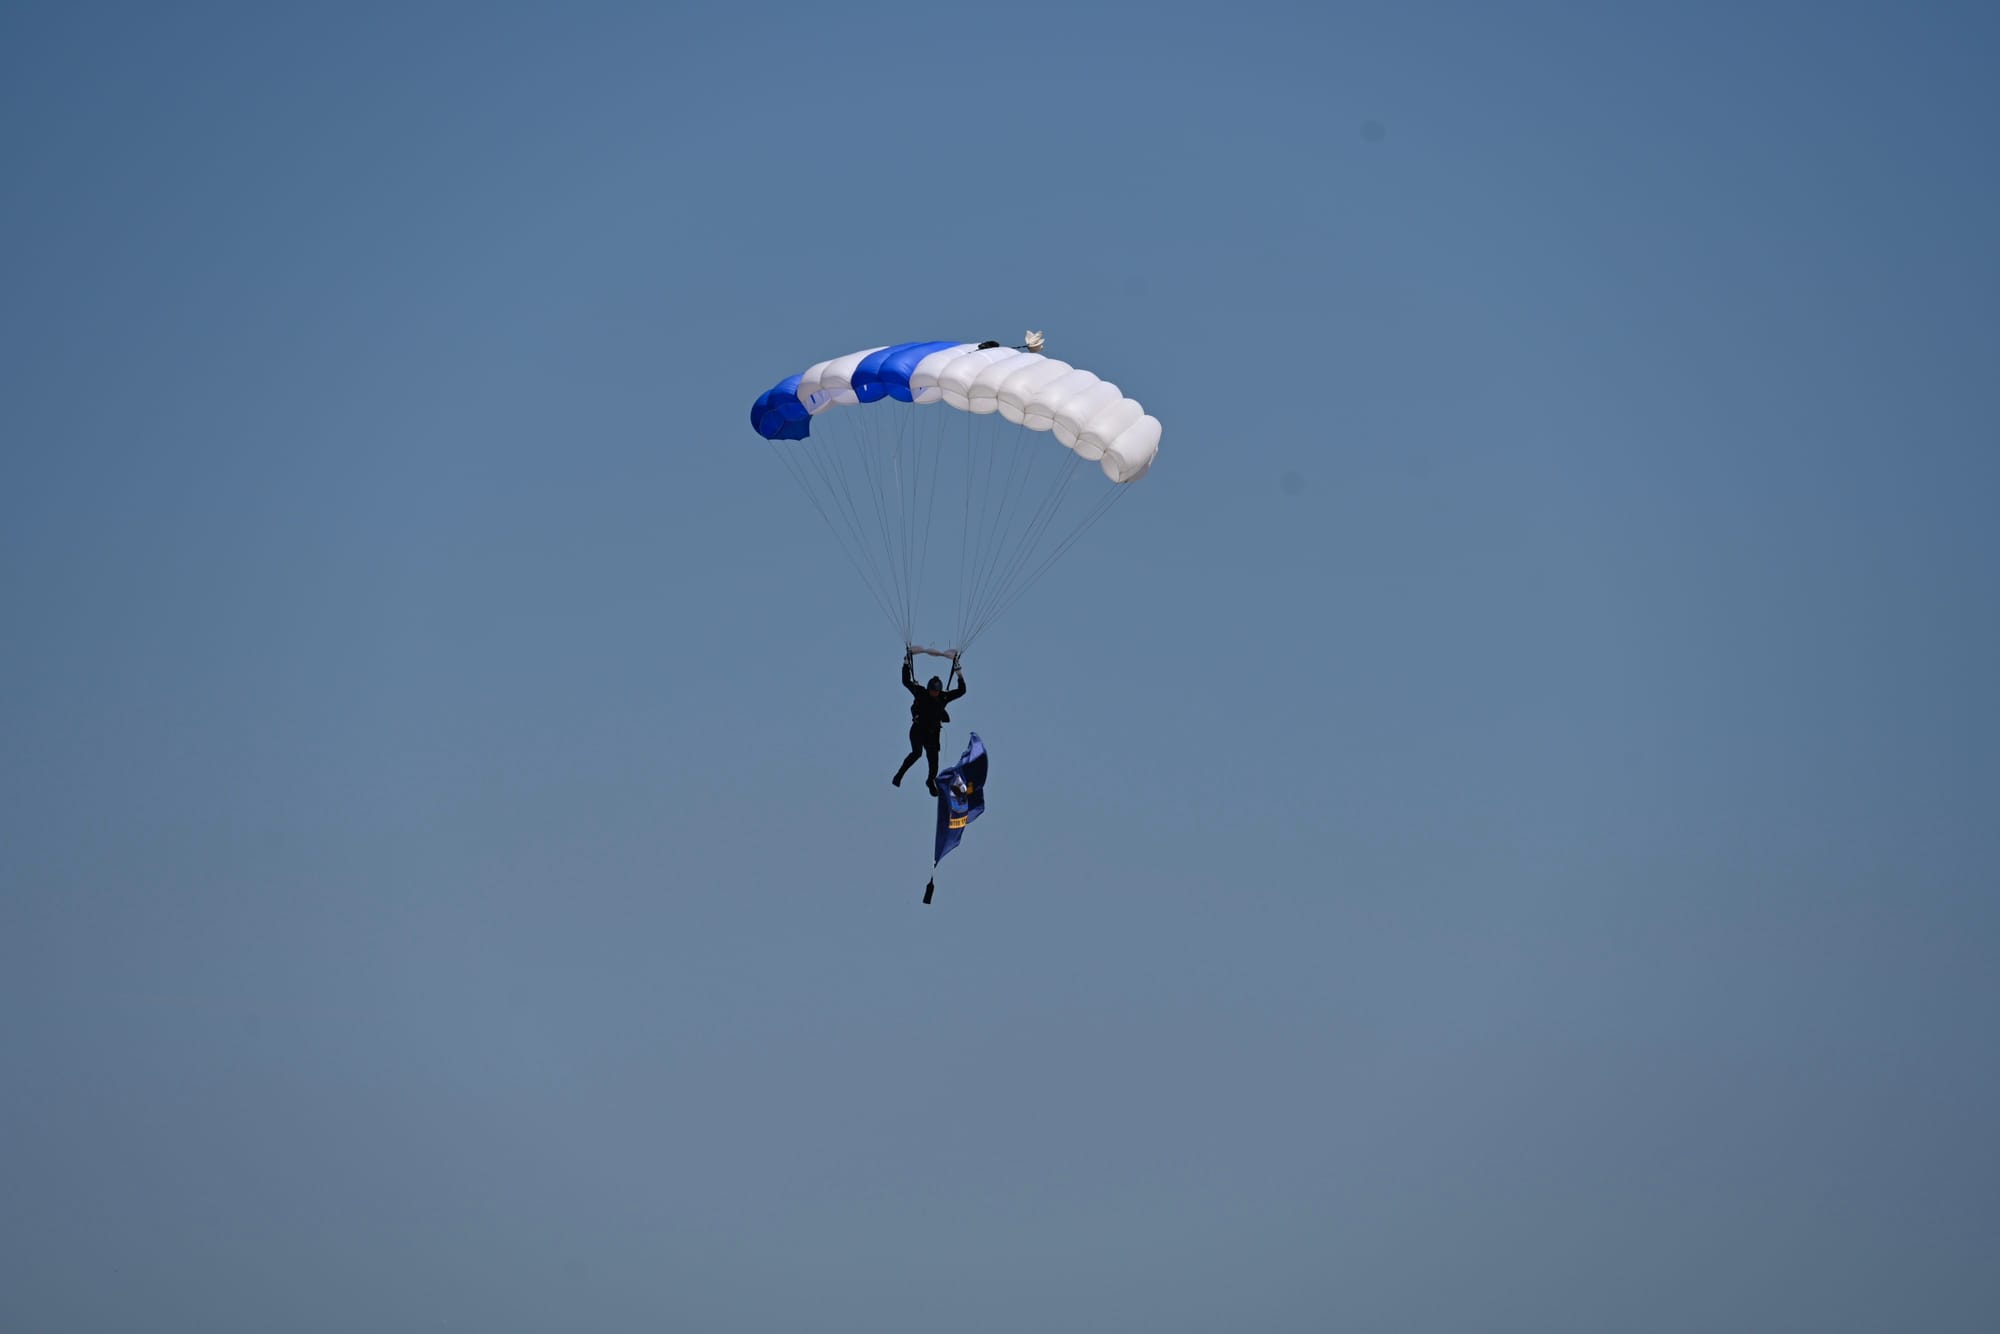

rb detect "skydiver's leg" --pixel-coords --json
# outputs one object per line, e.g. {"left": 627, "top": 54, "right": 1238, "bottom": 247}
{"left": 894, "top": 725, "right": 924, "bottom": 787}
{"left": 924, "top": 737, "right": 941, "bottom": 794}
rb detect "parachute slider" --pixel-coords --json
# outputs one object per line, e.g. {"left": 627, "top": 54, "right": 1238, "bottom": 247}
{"left": 905, "top": 644, "right": 962, "bottom": 661}
{"left": 975, "top": 331, "right": 1044, "bottom": 354}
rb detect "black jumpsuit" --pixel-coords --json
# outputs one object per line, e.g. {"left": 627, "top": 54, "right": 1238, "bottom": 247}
{"left": 894, "top": 658, "right": 966, "bottom": 790}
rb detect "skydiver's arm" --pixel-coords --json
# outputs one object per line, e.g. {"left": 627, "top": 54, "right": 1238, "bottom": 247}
{"left": 903, "top": 655, "right": 921, "bottom": 696}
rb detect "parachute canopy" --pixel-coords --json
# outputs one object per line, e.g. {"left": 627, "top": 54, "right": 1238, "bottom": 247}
{"left": 750, "top": 340, "right": 1160, "bottom": 483}
{"left": 748, "top": 335, "right": 1159, "bottom": 652}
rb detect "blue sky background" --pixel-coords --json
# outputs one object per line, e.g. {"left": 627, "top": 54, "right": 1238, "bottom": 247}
{"left": 3, "top": 3, "right": 1996, "bottom": 1330}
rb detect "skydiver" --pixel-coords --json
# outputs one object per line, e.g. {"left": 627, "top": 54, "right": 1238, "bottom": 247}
{"left": 893, "top": 649, "right": 966, "bottom": 796}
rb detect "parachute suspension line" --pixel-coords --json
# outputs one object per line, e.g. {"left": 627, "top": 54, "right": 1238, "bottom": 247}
{"left": 892, "top": 411, "right": 918, "bottom": 642}
{"left": 958, "top": 406, "right": 1005, "bottom": 651}
{"left": 827, "top": 427, "right": 909, "bottom": 640}
{"left": 889, "top": 407, "right": 916, "bottom": 640}
{"left": 969, "top": 420, "right": 1037, "bottom": 647}
{"left": 892, "top": 407, "right": 908, "bottom": 634}
{"left": 956, "top": 413, "right": 997, "bottom": 652}
{"left": 812, "top": 412, "right": 908, "bottom": 648}
{"left": 915, "top": 405, "right": 946, "bottom": 645}
{"left": 964, "top": 482, "right": 1130, "bottom": 652}
{"left": 810, "top": 414, "right": 904, "bottom": 636}
{"left": 767, "top": 443, "right": 902, "bottom": 637}
{"left": 957, "top": 404, "right": 974, "bottom": 648}
{"left": 847, "top": 405, "right": 912, "bottom": 641}
{"left": 963, "top": 419, "right": 1042, "bottom": 647}
{"left": 896, "top": 403, "right": 922, "bottom": 644}
{"left": 772, "top": 403, "right": 1140, "bottom": 654}
{"left": 892, "top": 405, "right": 920, "bottom": 640}
{"left": 967, "top": 429, "right": 1085, "bottom": 640}
{"left": 999, "top": 453, "right": 1088, "bottom": 615}
{"left": 896, "top": 412, "right": 916, "bottom": 640}
{"left": 959, "top": 419, "right": 1019, "bottom": 646}
{"left": 959, "top": 403, "right": 986, "bottom": 651}
{"left": 854, "top": 407, "right": 901, "bottom": 636}
{"left": 786, "top": 427, "right": 885, "bottom": 625}
{"left": 964, "top": 448, "right": 1086, "bottom": 645}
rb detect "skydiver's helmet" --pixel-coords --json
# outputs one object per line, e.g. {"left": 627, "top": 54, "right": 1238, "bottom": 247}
{"left": 927, "top": 676, "right": 943, "bottom": 694}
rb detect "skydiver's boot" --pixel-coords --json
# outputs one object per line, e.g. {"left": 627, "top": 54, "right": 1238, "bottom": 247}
{"left": 926, "top": 777, "right": 938, "bottom": 796}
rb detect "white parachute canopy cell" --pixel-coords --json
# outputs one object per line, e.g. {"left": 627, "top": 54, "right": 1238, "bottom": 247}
{"left": 749, "top": 334, "right": 1160, "bottom": 651}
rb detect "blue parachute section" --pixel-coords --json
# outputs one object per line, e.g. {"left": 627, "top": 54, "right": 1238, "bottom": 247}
{"left": 749, "top": 341, "right": 957, "bottom": 440}
{"left": 852, "top": 341, "right": 962, "bottom": 403}
{"left": 749, "top": 373, "right": 810, "bottom": 441}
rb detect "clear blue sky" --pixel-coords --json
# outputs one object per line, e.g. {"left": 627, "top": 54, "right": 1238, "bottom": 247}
{"left": 4, "top": 3, "right": 1996, "bottom": 1330}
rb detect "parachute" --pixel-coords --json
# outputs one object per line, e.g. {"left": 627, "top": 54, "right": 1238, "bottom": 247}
{"left": 749, "top": 335, "right": 1160, "bottom": 655}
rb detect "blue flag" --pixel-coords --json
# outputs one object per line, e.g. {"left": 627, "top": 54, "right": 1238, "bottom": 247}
{"left": 926, "top": 734, "right": 987, "bottom": 901}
